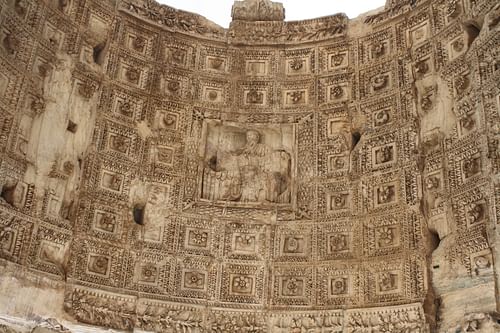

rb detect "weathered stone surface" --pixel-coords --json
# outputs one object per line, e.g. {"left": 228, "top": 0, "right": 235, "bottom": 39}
{"left": 0, "top": 0, "right": 498, "bottom": 331}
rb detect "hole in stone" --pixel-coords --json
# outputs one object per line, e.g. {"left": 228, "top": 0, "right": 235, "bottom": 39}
{"left": 351, "top": 131, "right": 362, "bottom": 149}
{"left": 463, "top": 21, "right": 481, "bottom": 48}
{"left": 92, "top": 42, "right": 106, "bottom": 65}
{"left": 208, "top": 156, "right": 218, "bottom": 171}
{"left": 1, "top": 183, "right": 17, "bottom": 206}
{"left": 433, "top": 265, "right": 440, "bottom": 269}
{"left": 133, "top": 204, "right": 145, "bottom": 225}
{"left": 67, "top": 120, "right": 77, "bottom": 133}
{"left": 429, "top": 229, "right": 441, "bottom": 253}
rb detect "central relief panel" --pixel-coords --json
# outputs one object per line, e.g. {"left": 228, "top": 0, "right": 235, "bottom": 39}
{"left": 198, "top": 121, "right": 296, "bottom": 208}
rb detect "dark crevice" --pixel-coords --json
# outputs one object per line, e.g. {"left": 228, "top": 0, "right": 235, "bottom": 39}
{"left": 133, "top": 204, "right": 145, "bottom": 225}
{"left": 423, "top": 228, "right": 441, "bottom": 331}
{"left": 428, "top": 229, "right": 441, "bottom": 253}
{"left": 351, "top": 131, "right": 362, "bottom": 149}
{"left": 1, "top": 183, "right": 17, "bottom": 206}
{"left": 92, "top": 42, "right": 107, "bottom": 65}
{"left": 462, "top": 20, "right": 481, "bottom": 48}
{"left": 423, "top": 279, "right": 439, "bottom": 331}
{"left": 67, "top": 120, "right": 77, "bottom": 133}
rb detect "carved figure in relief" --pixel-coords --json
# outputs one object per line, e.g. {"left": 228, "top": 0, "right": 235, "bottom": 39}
{"left": 273, "top": 315, "right": 342, "bottom": 331}
{"left": 202, "top": 128, "right": 291, "bottom": 204}
{"left": 209, "top": 313, "right": 265, "bottom": 332}
{"left": 232, "top": 0, "right": 285, "bottom": 22}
